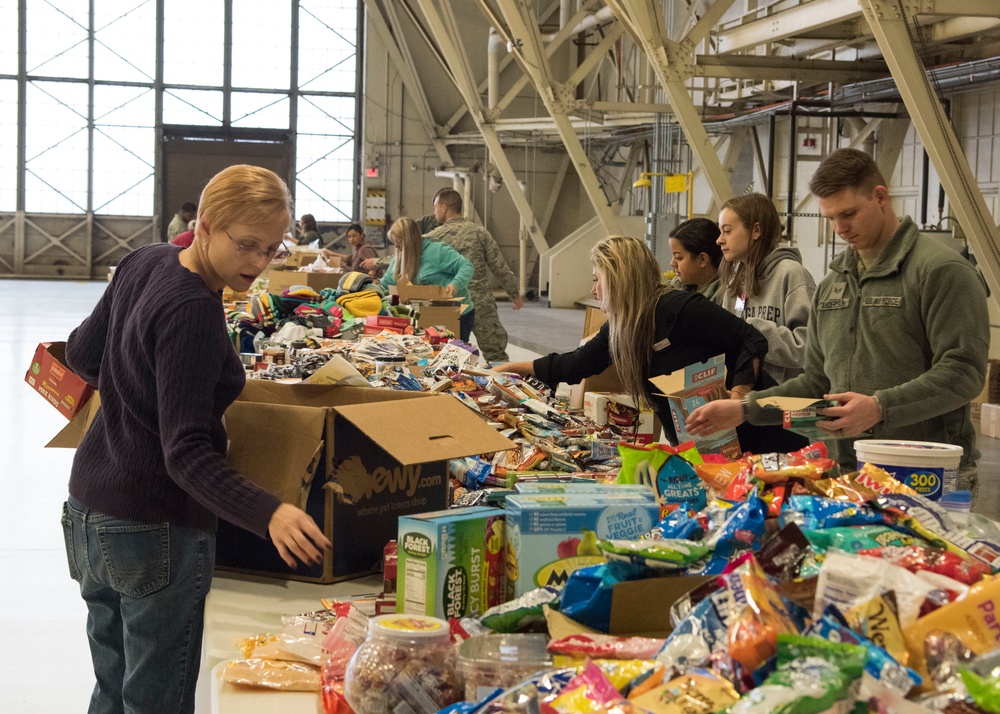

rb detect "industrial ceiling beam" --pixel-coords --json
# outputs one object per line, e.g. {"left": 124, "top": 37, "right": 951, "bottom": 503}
{"left": 567, "top": 25, "right": 625, "bottom": 89}
{"left": 363, "top": 0, "right": 450, "bottom": 165}
{"left": 412, "top": 0, "right": 550, "bottom": 253}
{"left": 607, "top": 0, "right": 734, "bottom": 206}
{"left": 859, "top": 0, "right": 1000, "bottom": 297}
{"left": 494, "top": 0, "right": 623, "bottom": 234}
{"left": 695, "top": 54, "right": 890, "bottom": 82}
{"left": 683, "top": 0, "right": 739, "bottom": 50}
{"left": 715, "top": 0, "right": 864, "bottom": 54}
{"left": 443, "top": 0, "right": 593, "bottom": 132}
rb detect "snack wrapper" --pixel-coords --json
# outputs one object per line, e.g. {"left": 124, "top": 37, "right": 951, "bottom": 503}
{"left": 904, "top": 575, "right": 1000, "bottom": 684}
{"left": 481, "top": 587, "right": 560, "bottom": 633}
{"left": 548, "top": 634, "right": 666, "bottom": 661}
{"left": 780, "top": 495, "right": 888, "bottom": 530}
{"left": 628, "top": 668, "right": 740, "bottom": 713}
{"left": 598, "top": 538, "right": 709, "bottom": 571}
{"left": 874, "top": 493, "right": 1000, "bottom": 573}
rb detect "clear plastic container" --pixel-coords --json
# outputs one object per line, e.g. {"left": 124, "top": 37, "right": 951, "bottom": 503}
{"left": 343, "top": 614, "right": 462, "bottom": 714}
{"left": 457, "top": 633, "right": 553, "bottom": 701}
{"left": 939, "top": 489, "right": 972, "bottom": 513}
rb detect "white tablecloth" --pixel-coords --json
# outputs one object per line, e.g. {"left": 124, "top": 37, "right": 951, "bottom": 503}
{"left": 196, "top": 572, "right": 383, "bottom": 713}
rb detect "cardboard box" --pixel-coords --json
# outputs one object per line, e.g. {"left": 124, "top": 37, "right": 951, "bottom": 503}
{"left": 756, "top": 396, "right": 841, "bottom": 441}
{"left": 25, "top": 342, "right": 96, "bottom": 420}
{"left": 583, "top": 392, "right": 610, "bottom": 426}
{"left": 602, "top": 393, "right": 659, "bottom": 444}
{"left": 649, "top": 355, "right": 742, "bottom": 460}
{"left": 283, "top": 248, "right": 323, "bottom": 268}
{"left": 393, "top": 284, "right": 465, "bottom": 336}
{"left": 989, "top": 359, "right": 1000, "bottom": 404}
{"left": 268, "top": 269, "right": 343, "bottom": 294}
{"left": 982, "top": 403, "right": 1000, "bottom": 439}
{"left": 505, "top": 494, "right": 661, "bottom": 598}
{"left": 48, "top": 380, "right": 515, "bottom": 584}
{"left": 396, "top": 507, "right": 506, "bottom": 619}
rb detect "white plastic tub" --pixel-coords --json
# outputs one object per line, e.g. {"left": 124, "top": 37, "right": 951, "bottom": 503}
{"left": 855, "top": 439, "right": 962, "bottom": 501}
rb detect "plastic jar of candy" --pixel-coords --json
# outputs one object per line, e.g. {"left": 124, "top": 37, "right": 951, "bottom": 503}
{"left": 343, "top": 614, "right": 462, "bottom": 714}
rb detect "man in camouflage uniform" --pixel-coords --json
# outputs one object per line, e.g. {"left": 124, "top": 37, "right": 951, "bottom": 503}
{"left": 426, "top": 187, "right": 523, "bottom": 362}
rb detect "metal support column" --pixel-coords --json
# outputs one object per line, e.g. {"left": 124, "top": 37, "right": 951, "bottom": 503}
{"left": 606, "top": 0, "right": 734, "bottom": 206}
{"left": 413, "top": 0, "right": 549, "bottom": 253}
{"left": 494, "top": 0, "right": 622, "bottom": 235}
{"left": 860, "top": 0, "right": 1000, "bottom": 295}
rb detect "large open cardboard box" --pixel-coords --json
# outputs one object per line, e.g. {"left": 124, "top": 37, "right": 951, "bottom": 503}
{"left": 48, "top": 380, "right": 514, "bottom": 584}
{"left": 215, "top": 381, "right": 515, "bottom": 582}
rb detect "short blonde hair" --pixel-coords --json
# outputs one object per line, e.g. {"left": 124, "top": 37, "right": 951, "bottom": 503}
{"left": 196, "top": 165, "right": 291, "bottom": 238}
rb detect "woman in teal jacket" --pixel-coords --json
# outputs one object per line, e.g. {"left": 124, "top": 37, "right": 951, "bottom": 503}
{"left": 381, "top": 216, "right": 475, "bottom": 341}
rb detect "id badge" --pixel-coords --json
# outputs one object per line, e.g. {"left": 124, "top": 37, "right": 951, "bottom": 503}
{"left": 735, "top": 295, "right": 746, "bottom": 318}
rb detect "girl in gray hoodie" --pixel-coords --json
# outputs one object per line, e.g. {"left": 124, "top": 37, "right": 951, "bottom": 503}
{"left": 717, "top": 193, "right": 816, "bottom": 385}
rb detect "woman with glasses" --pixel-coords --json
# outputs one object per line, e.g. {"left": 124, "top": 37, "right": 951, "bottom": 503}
{"left": 380, "top": 216, "right": 475, "bottom": 341}
{"left": 62, "top": 165, "right": 331, "bottom": 714}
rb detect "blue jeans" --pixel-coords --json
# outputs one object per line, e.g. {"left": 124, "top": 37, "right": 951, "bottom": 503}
{"left": 62, "top": 496, "right": 216, "bottom": 714}
{"left": 459, "top": 308, "right": 475, "bottom": 343}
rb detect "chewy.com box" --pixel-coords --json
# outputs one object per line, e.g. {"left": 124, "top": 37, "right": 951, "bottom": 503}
{"left": 505, "top": 494, "right": 661, "bottom": 598}
{"left": 649, "top": 354, "right": 742, "bottom": 460}
{"left": 397, "top": 507, "right": 506, "bottom": 619}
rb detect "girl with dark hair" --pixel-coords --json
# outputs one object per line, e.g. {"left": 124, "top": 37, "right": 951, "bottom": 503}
{"left": 298, "top": 213, "right": 322, "bottom": 246}
{"left": 669, "top": 217, "right": 723, "bottom": 303}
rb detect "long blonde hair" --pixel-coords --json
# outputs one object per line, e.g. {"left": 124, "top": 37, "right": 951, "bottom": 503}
{"left": 389, "top": 217, "right": 423, "bottom": 283}
{"left": 591, "top": 235, "right": 671, "bottom": 408}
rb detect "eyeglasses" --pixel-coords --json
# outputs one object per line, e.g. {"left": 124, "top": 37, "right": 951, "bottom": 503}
{"left": 225, "top": 230, "right": 290, "bottom": 261}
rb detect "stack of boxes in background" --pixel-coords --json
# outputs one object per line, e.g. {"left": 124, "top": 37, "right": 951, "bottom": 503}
{"left": 976, "top": 359, "right": 1000, "bottom": 438}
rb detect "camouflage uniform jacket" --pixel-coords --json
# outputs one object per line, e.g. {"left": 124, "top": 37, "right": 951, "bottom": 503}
{"left": 426, "top": 219, "right": 519, "bottom": 301}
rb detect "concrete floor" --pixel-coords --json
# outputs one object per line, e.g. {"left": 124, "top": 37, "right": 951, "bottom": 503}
{"left": 3, "top": 280, "right": 997, "bottom": 712}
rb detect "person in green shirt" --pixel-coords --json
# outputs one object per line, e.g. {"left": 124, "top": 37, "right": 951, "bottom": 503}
{"left": 686, "top": 148, "right": 989, "bottom": 501}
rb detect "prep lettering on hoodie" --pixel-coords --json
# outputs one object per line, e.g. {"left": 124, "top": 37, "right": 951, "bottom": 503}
{"left": 744, "top": 305, "right": 782, "bottom": 322}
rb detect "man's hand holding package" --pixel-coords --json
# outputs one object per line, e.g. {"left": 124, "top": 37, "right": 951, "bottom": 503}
{"left": 816, "top": 392, "right": 882, "bottom": 437}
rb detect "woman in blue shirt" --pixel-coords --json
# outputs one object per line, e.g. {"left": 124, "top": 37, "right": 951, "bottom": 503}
{"left": 381, "top": 216, "right": 475, "bottom": 341}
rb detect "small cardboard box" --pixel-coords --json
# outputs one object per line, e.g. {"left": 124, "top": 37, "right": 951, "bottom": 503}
{"left": 25, "top": 342, "right": 96, "bottom": 420}
{"left": 363, "top": 315, "right": 413, "bottom": 336}
{"left": 583, "top": 392, "right": 610, "bottom": 426}
{"left": 284, "top": 248, "right": 323, "bottom": 268}
{"left": 396, "top": 507, "right": 506, "bottom": 619}
{"left": 47, "top": 380, "right": 515, "bottom": 584}
{"left": 982, "top": 403, "right": 1000, "bottom": 439}
{"left": 755, "top": 396, "right": 841, "bottom": 441}
{"left": 505, "top": 494, "right": 661, "bottom": 598}
{"left": 602, "top": 393, "right": 659, "bottom": 444}
{"left": 268, "top": 270, "right": 343, "bottom": 294}
{"left": 649, "top": 355, "right": 742, "bottom": 460}
{"left": 393, "top": 284, "right": 465, "bottom": 336}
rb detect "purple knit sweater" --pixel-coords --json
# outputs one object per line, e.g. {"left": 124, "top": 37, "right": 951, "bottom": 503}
{"left": 66, "top": 243, "right": 280, "bottom": 537}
